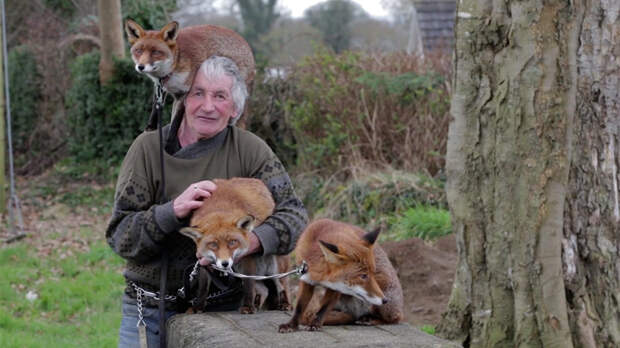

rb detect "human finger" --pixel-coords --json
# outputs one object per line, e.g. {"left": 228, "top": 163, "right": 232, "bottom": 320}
{"left": 193, "top": 180, "right": 217, "bottom": 193}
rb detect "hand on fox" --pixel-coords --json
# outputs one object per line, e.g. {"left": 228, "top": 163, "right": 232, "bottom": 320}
{"left": 173, "top": 180, "right": 217, "bottom": 219}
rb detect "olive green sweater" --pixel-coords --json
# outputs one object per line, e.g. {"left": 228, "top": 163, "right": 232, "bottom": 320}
{"left": 106, "top": 124, "right": 308, "bottom": 304}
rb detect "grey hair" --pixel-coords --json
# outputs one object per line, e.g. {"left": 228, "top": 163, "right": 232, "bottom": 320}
{"left": 196, "top": 56, "right": 248, "bottom": 124}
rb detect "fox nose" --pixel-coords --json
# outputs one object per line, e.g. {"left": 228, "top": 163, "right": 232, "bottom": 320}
{"left": 382, "top": 298, "right": 388, "bottom": 305}
{"left": 221, "top": 261, "right": 229, "bottom": 268}
{"left": 137, "top": 64, "right": 145, "bottom": 71}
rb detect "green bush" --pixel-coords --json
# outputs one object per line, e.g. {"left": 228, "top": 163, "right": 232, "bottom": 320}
{"left": 295, "top": 170, "right": 447, "bottom": 231}
{"left": 246, "top": 72, "right": 298, "bottom": 169}
{"left": 288, "top": 49, "right": 450, "bottom": 177}
{"left": 122, "top": 0, "right": 177, "bottom": 30}
{"left": 65, "top": 51, "right": 172, "bottom": 165}
{"left": 388, "top": 205, "right": 452, "bottom": 241}
{"left": 8, "top": 46, "right": 42, "bottom": 154}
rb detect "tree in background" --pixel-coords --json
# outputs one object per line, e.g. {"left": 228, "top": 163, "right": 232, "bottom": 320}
{"left": 122, "top": 0, "right": 178, "bottom": 30}
{"left": 97, "top": 0, "right": 124, "bottom": 84}
{"left": 439, "top": 0, "right": 619, "bottom": 346}
{"left": 234, "top": 0, "right": 280, "bottom": 67}
{"left": 304, "top": 0, "right": 367, "bottom": 53}
{"left": 236, "top": 0, "right": 279, "bottom": 44}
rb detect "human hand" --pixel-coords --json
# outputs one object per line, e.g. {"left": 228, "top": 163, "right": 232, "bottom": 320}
{"left": 173, "top": 180, "right": 217, "bottom": 219}
{"left": 234, "top": 231, "right": 262, "bottom": 263}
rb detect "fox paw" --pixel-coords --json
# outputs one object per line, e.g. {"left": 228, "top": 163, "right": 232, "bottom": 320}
{"left": 306, "top": 324, "right": 323, "bottom": 331}
{"left": 277, "top": 302, "right": 292, "bottom": 311}
{"left": 239, "top": 305, "right": 256, "bottom": 314}
{"left": 278, "top": 323, "right": 297, "bottom": 333}
{"left": 355, "top": 314, "right": 381, "bottom": 326}
{"left": 306, "top": 320, "right": 323, "bottom": 331}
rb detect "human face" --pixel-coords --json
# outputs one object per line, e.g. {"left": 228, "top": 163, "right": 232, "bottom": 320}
{"left": 183, "top": 71, "right": 236, "bottom": 140}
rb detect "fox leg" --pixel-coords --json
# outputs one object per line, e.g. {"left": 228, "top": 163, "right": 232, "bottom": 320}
{"left": 307, "top": 289, "right": 341, "bottom": 331}
{"left": 278, "top": 282, "right": 315, "bottom": 333}
{"left": 240, "top": 258, "right": 257, "bottom": 314}
{"left": 322, "top": 310, "right": 355, "bottom": 325}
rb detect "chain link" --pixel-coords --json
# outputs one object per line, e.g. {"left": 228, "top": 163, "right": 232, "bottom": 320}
{"left": 211, "top": 260, "right": 308, "bottom": 280}
{"left": 134, "top": 286, "right": 146, "bottom": 329}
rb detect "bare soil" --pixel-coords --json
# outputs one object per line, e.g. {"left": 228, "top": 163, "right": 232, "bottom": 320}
{"left": 381, "top": 234, "right": 457, "bottom": 327}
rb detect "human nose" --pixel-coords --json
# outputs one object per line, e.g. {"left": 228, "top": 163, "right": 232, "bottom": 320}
{"left": 199, "top": 95, "right": 215, "bottom": 112}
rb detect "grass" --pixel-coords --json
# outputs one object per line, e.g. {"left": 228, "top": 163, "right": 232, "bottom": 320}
{"left": 420, "top": 324, "right": 436, "bottom": 335}
{"left": 385, "top": 205, "right": 452, "bottom": 241}
{"left": 0, "top": 238, "right": 125, "bottom": 348}
{"left": 1, "top": 164, "right": 126, "bottom": 348}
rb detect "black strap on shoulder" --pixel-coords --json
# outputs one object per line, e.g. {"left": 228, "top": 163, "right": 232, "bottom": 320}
{"left": 152, "top": 80, "right": 169, "bottom": 347}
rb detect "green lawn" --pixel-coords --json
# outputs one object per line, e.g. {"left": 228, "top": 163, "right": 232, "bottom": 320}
{"left": 0, "top": 237, "right": 125, "bottom": 348}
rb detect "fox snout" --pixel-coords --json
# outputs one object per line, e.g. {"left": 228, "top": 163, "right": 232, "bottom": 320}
{"left": 215, "top": 258, "right": 234, "bottom": 270}
{"left": 135, "top": 63, "right": 157, "bottom": 74}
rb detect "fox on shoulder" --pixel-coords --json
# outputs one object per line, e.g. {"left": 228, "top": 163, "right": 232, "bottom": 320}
{"left": 180, "top": 178, "right": 290, "bottom": 314}
{"left": 124, "top": 19, "right": 255, "bottom": 97}
{"left": 279, "top": 219, "right": 404, "bottom": 332}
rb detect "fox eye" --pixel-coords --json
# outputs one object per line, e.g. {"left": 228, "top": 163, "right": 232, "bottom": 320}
{"left": 359, "top": 274, "right": 368, "bottom": 280}
{"left": 227, "top": 240, "right": 238, "bottom": 248}
{"left": 152, "top": 50, "right": 162, "bottom": 57}
{"left": 207, "top": 242, "right": 218, "bottom": 249}
{"left": 135, "top": 48, "right": 143, "bottom": 54}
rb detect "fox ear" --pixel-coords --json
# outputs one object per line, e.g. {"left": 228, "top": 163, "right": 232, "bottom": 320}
{"left": 179, "top": 227, "right": 202, "bottom": 242}
{"left": 237, "top": 215, "right": 255, "bottom": 232}
{"left": 160, "top": 21, "right": 179, "bottom": 43}
{"left": 362, "top": 227, "right": 381, "bottom": 245}
{"left": 124, "top": 19, "right": 144, "bottom": 45}
{"left": 319, "top": 240, "right": 343, "bottom": 264}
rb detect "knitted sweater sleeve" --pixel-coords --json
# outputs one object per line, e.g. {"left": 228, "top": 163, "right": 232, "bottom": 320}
{"left": 105, "top": 135, "right": 184, "bottom": 263}
{"left": 251, "top": 154, "right": 309, "bottom": 256}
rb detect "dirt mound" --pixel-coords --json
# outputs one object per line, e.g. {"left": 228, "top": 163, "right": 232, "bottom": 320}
{"left": 381, "top": 234, "right": 457, "bottom": 326}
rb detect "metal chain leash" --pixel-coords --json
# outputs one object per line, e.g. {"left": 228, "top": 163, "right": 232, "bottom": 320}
{"left": 130, "top": 259, "right": 308, "bottom": 346}
{"left": 211, "top": 260, "right": 308, "bottom": 280}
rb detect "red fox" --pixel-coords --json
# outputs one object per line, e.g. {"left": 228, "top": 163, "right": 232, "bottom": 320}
{"left": 279, "top": 219, "right": 404, "bottom": 332}
{"left": 180, "top": 178, "right": 290, "bottom": 313}
{"left": 124, "top": 20, "right": 255, "bottom": 97}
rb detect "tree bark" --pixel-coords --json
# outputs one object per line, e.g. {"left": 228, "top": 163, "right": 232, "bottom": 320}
{"left": 565, "top": 0, "right": 620, "bottom": 346}
{"left": 97, "top": 0, "right": 125, "bottom": 85}
{"left": 438, "top": 0, "right": 619, "bottom": 347}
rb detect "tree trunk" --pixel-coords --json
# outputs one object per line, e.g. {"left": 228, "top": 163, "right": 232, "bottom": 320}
{"left": 438, "top": 0, "right": 619, "bottom": 347}
{"left": 97, "top": 0, "right": 125, "bottom": 85}
{"left": 565, "top": 0, "right": 620, "bottom": 346}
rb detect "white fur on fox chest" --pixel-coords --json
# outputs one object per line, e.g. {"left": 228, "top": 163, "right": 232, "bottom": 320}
{"left": 162, "top": 71, "right": 190, "bottom": 95}
{"left": 300, "top": 274, "right": 383, "bottom": 306}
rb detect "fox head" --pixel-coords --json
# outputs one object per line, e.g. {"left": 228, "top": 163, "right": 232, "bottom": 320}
{"left": 306, "top": 228, "right": 387, "bottom": 306}
{"left": 124, "top": 19, "right": 179, "bottom": 78}
{"left": 180, "top": 214, "right": 255, "bottom": 270}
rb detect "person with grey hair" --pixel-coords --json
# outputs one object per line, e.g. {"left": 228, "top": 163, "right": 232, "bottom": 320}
{"left": 107, "top": 56, "right": 308, "bottom": 348}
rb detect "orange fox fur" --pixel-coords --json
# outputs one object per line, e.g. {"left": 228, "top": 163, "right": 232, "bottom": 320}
{"left": 279, "top": 219, "right": 404, "bottom": 332}
{"left": 125, "top": 19, "right": 255, "bottom": 97}
{"left": 180, "top": 178, "right": 290, "bottom": 313}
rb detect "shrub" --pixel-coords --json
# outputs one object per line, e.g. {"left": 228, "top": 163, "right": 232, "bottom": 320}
{"left": 387, "top": 205, "right": 452, "bottom": 241}
{"left": 287, "top": 49, "right": 450, "bottom": 177}
{"left": 122, "top": 0, "right": 177, "bottom": 30}
{"left": 7, "top": 46, "right": 42, "bottom": 154}
{"left": 66, "top": 51, "right": 171, "bottom": 165}
{"left": 246, "top": 72, "right": 298, "bottom": 169}
{"left": 295, "top": 170, "right": 447, "bottom": 231}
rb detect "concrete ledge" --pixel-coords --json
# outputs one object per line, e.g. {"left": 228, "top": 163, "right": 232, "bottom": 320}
{"left": 167, "top": 311, "right": 460, "bottom": 348}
